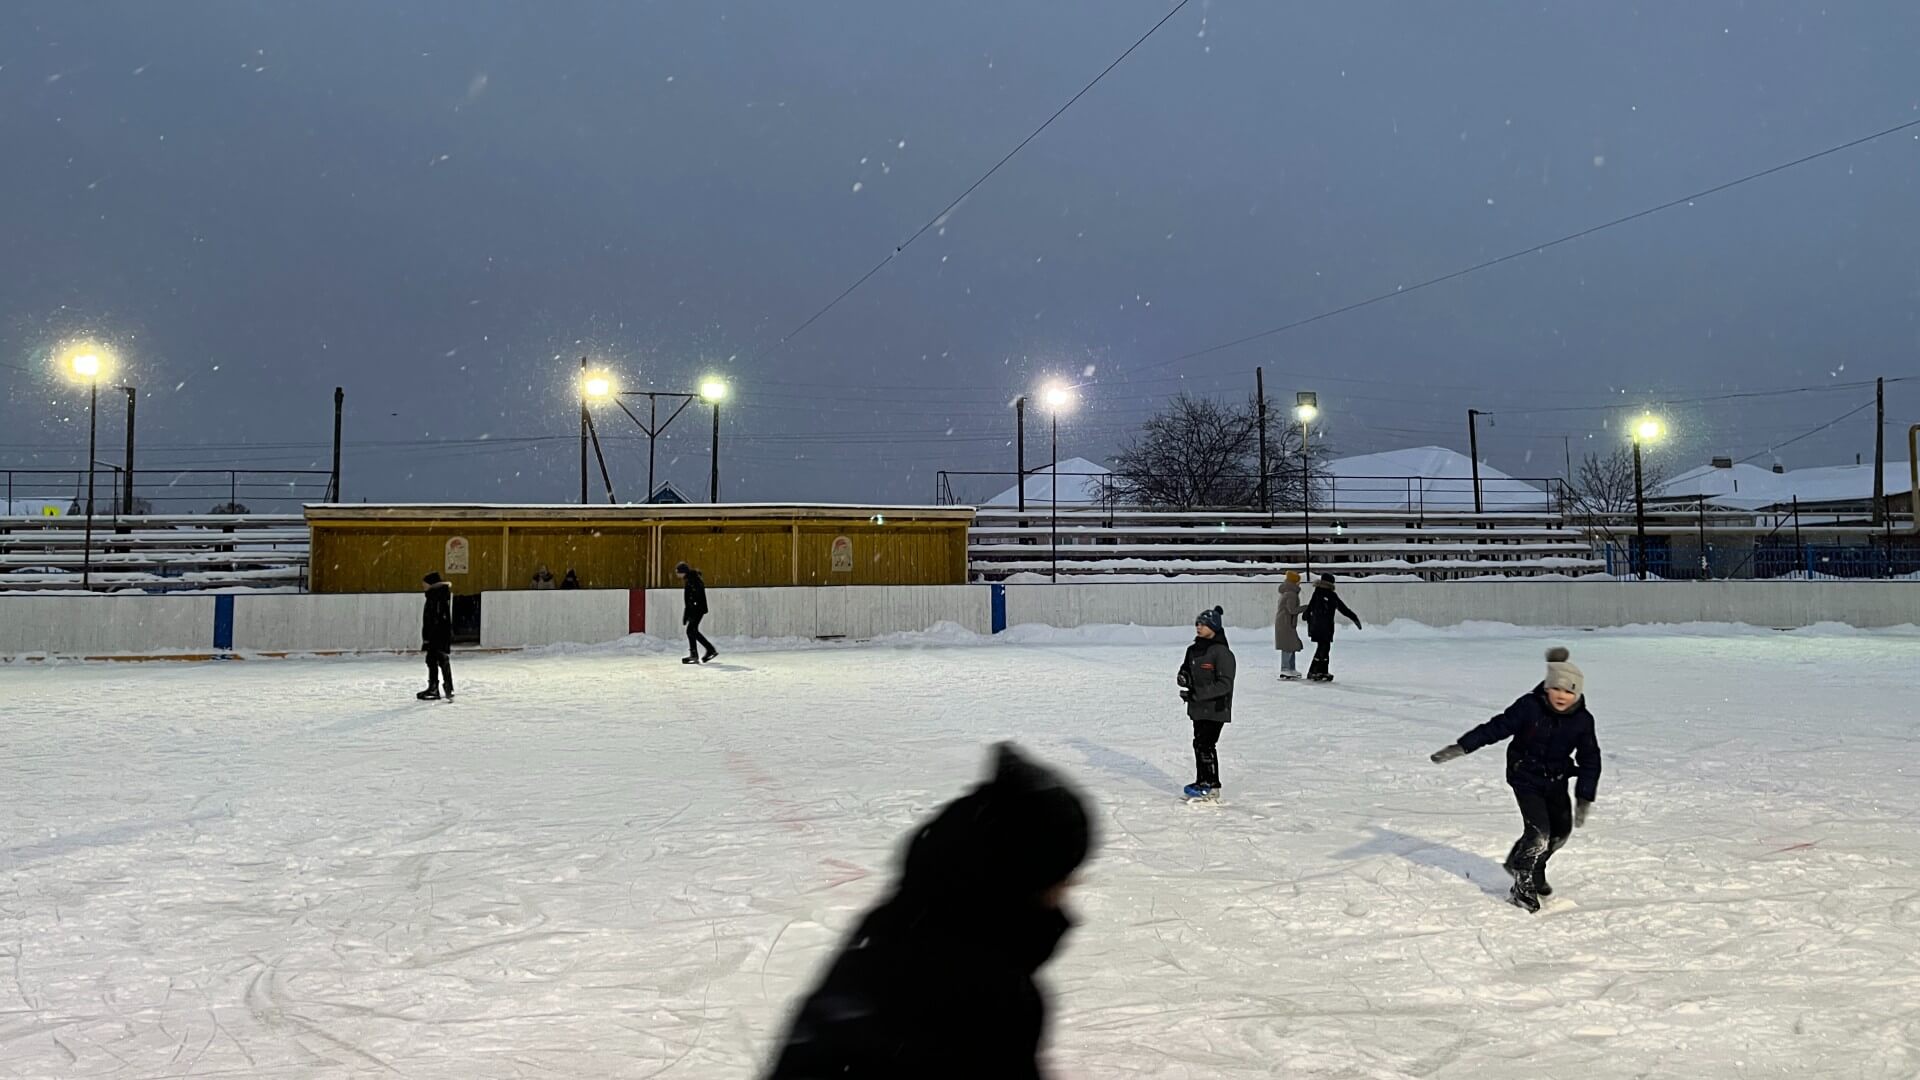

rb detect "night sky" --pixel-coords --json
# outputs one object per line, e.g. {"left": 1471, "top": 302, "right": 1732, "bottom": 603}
{"left": 3, "top": 2, "right": 1915, "bottom": 509}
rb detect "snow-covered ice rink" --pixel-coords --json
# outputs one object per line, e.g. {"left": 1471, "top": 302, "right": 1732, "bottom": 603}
{"left": 4, "top": 626, "right": 1918, "bottom": 1078}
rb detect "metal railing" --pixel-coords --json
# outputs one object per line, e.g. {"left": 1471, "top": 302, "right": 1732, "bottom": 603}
{"left": 3, "top": 467, "right": 334, "bottom": 516}
{"left": 936, "top": 470, "right": 1568, "bottom": 516}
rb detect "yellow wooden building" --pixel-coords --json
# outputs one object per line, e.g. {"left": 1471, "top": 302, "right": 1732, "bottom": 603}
{"left": 305, "top": 504, "right": 974, "bottom": 594}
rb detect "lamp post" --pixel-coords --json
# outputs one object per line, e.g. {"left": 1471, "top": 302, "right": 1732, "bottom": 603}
{"left": 1631, "top": 415, "right": 1664, "bottom": 580}
{"left": 60, "top": 345, "right": 114, "bottom": 590}
{"left": 1295, "top": 392, "right": 1318, "bottom": 575}
{"left": 579, "top": 365, "right": 616, "bottom": 503}
{"left": 700, "top": 377, "right": 728, "bottom": 503}
{"left": 1042, "top": 383, "right": 1073, "bottom": 582}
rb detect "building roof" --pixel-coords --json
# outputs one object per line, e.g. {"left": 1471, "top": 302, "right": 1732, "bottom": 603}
{"left": 1323, "top": 446, "right": 1550, "bottom": 511}
{"left": 985, "top": 458, "right": 1112, "bottom": 507}
{"left": 1657, "top": 460, "right": 1914, "bottom": 511}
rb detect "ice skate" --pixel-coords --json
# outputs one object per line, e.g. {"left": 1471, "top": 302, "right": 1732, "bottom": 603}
{"left": 1507, "top": 879, "right": 1541, "bottom": 913}
{"left": 1182, "top": 782, "right": 1219, "bottom": 801}
{"left": 416, "top": 688, "right": 441, "bottom": 700}
{"left": 702, "top": 649, "right": 718, "bottom": 664}
{"left": 681, "top": 656, "right": 699, "bottom": 665}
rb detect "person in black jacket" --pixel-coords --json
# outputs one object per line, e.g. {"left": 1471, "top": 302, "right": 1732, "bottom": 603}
{"left": 765, "top": 742, "right": 1094, "bottom": 1080}
{"left": 1176, "top": 606, "right": 1235, "bottom": 800}
{"left": 676, "top": 561, "right": 716, "bottom": 664}
{"left": 1430, "top": 647, "right": 1602, "bottom": 911}
{"left": 1303, "top": 573, "right": 1362, "bottom": 682}
{"left": 417, "top": 572, "right": 455, "bottom": 700}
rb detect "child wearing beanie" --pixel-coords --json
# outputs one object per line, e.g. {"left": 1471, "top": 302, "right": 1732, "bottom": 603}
{"left": 765, "top": 743, "right": 1094, "bottom": 1078}
{"left": 1429, "top": 647, "right": 1603, "bottom": 911}
{"left": 1178, "top": 606, "right": 1235, "bottom": 799}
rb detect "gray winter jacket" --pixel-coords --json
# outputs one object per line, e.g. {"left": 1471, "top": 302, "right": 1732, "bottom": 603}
{"left": 1274, "top": 583, "right": 1304, "bottom": 652}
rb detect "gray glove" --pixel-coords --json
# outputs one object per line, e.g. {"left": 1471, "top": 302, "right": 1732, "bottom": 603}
{"left": 1430, "top": 744, "right": 1465, "bottom": 764}
{"left": 1574, "top": 799, "right": 1592, "bottom": 828}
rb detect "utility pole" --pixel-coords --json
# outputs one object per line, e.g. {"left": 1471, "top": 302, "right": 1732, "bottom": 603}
{"left": 330, "top": 387, "right": 344, "bottom": 503}
{"left": 1256, "top": 367, "right": 1270, "bottom": 511}
{"left": 122, "top": 386, "right": 137, "bottom": 515}
{"left": 1015, "top": 396, "right": 1027, "bottom": 514}
{"left": 1873, "top": 376, "right": 1886, "bottom": 526}
{"left": 1467, "top": 409, "right": 1484, "bottom": 513}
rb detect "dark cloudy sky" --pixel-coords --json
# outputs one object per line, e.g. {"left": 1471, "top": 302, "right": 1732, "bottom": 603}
{"left": 3, "top": 1, "right": 1916, "bottom": 510}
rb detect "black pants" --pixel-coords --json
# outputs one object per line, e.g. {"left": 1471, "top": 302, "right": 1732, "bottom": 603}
{"left": 1308, "top": 639, "right": 1333, "bottom": 677}
{"left": 1506, "top": 785, "right": 1572, "bottom": 884}
{"left": 1191, "top": 719, "right": 1224, "bottom": 788}
{"left": 686, "top": 613, "right": 715, "bottom": 659}
{"left": 425, "top": 650, "right": 453, "bottom": 694}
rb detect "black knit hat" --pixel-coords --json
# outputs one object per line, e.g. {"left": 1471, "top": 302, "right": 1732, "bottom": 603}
{"left": 423, "top": 572, "right": 443, "bottom": 585}
{"left": 1194, "top": 606, "right": 1224, "bottom": 636}
{"left": 901, "top": 743, "right": 1094, "bottom": 902}
{"left": 674, "top": 561, "right": 691, "bottom": 575}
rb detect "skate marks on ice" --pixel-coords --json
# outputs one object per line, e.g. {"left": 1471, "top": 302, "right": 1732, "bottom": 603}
{"left": 4, "top": 637, "right": 1920, "bottom": 1077}
{"left": 1335, "top": 826, "right": 1510, "bottom": 898}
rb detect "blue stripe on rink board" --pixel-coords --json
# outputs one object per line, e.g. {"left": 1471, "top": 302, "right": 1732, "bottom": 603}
{"left": 990, "top": 584, "right": 1007, "bottom": 634}
{"left": 213, "top": 595, "right": 235, "bottom": 651}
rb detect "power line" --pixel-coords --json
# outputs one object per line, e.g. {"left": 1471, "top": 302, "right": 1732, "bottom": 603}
{"left": 750, "top": 0, "right": 1194, "bottom": 364}
{"left": 1736, "top": 399, "right": 1876, "bottom": 464}
{"left": 1135, "top": 114, "right": 1920, "bottom": 373}
{"left": 1479, "top": 377, "right": 1912, "bottom": 416}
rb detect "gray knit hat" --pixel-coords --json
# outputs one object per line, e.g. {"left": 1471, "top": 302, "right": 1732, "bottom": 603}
{"left": 1543, "top": 646, "right": 1584, "bottom": 697}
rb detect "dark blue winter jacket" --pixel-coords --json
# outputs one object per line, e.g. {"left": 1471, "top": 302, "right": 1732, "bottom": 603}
{"left": 1457, "top": 685, "right": 1602, "bottom": 802}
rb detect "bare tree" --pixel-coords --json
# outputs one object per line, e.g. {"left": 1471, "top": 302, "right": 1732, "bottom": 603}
{"left": 1568, "top": 448, "right": 1666, "bottom": 515}
{"left": 1111, "top": 393, "right": 1330, "bottom": 509}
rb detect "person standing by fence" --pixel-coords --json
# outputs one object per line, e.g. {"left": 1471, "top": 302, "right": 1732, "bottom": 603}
{"left": 417, "top": 572, "right": 454, "bottom": 700}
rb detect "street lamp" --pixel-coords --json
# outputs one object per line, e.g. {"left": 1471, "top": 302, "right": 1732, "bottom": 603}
{"left": 578, "top": 361, "right": 617, "bottom": 504}
{"left": 1631, "top": 414, "right": 1664, "bottom": 580}
{"left": 1295, "top": 392, "right": 1318, "bottom": 575}
{"left": 59, "top": 343, "right": 116, "bottom": 590}
{"left": 700, "top": 377, "right": 728, "bottom": 503}
{"left": 1040, "top": 382, "right": 1074, "bottom": 582}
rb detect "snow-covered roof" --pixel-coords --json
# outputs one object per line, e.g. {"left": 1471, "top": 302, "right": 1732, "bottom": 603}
{"left": 1657, "top": 461, "right": 1914, "bottom": 511}
{"left": 1323, "top": 446, "right": 1549, "bottom": 511}
{"left": 985, "top": 458, "right": 1112, "bottom": 507}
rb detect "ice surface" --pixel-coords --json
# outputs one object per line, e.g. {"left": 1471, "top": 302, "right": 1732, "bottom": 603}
{"left": 4, "top": 629, "right": 1918, "bottom": 1077}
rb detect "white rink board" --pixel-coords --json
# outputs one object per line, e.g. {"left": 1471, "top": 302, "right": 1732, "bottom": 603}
{"left": 231, "top": 592, "right": 420, "bottom": 653}
{"left": 0, "top": 595, "right": 212, "bottom": 655}
{"left": 2, "top": 626, "right": 1918, "bottom": 1077}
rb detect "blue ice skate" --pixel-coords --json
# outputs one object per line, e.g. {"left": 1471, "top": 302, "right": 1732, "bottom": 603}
{"left": 1182, "top": 783, "right": 1218, "bottom": 801}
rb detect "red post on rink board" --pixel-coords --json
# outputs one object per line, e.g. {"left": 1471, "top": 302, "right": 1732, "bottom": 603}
{"left": 628, "top": 588, "right": 646, "bottom": 635}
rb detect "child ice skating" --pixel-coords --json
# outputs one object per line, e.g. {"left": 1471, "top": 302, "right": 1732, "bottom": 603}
{"left": 1274, "top": 572, "right": 1304, "bottom": 680}
{"left": 1430, "top": 647, "right": 1603, "bottom": 912}
{"left": 1303, "top": 573, "right": 1361, "bottom": 682}
{"left": 417, "top": 572, "right": 454, "bottom": 700}
{"left": 1177, "top": 606, "right": 1235, "bottom": 800}
{"left": 765, "top": 742, "right": 1094, "bottom": 1080}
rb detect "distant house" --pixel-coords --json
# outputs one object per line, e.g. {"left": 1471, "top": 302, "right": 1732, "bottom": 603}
{"left": 1322, "top": 446, "right": 1550, "bottom": 512}
{"left": 985, "top": 457, "right": 1113, "bottom": 508}
{"left": 647, "top": 481, "right": 694, "bottom": 505}
{"left": 1656, "top": 458, "right": 1914, "bottom": 515}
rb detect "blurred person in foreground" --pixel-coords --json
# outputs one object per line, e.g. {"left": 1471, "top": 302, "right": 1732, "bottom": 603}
{"left": 765, "top": 742, "right": 1096, "bottom": 1079}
